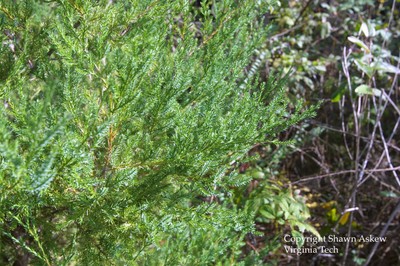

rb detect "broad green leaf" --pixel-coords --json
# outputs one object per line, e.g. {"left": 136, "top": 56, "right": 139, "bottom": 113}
{"left": 251, "top": 170, "right": 265, "bottom": 179}
{"left": 331, "top": 86, "right": 346, "bottom": 102}
{"left": 380, "top": 191, "right": 400, "bottom": 198}
{"left": 283, "top": 16, "right": 294, "bottom": 27}
{"left": 355, "top": 86, "right": 387, "bottom": 100}
{"left": 372, "top": 88, "right": 387, "bottom": 100}
{"left": 367, "top": 22, "right": 376, "bottom": 37}
{"left": 375, "top": 61, "right": 400, "bottom": 74}
{"left": 259, "top": 209, "right": 275, "bottom": 220}
{"left": 348, "top": 36, "right": 370, "bottom": 53}
{"left": 321, "top": 22, "right": 331, "bottom": 39}
{"left": 299, "top": 223, "right": 321, "bottom": 238}
{"left": 360, "top": 22, "right": 369, "bottom": 37}
{"left": 355, "top": 84, "right": 374, "bottom": 96}
{"left": 354, "top": 59, "right": 374, "bottom": 77}
{"left": 276, "top": 210, "right": 284, "bottom": 218}
{"left": 314, "top": 65, "right": 327, "bottom": 72}
{"left": 331, "top": 93, "right": 342, "bottom": 103}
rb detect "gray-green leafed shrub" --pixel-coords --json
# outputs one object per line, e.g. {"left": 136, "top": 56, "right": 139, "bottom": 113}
{"left": 0, "top": 0, "right": 316, "bottom": 265}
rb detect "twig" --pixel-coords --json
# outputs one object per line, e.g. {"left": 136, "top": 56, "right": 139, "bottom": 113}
{"left": 246, "top": 241, "right": 259, "bottom": 254}
{"left": 290, "top": 165, "right": 400, "bottom": 185}
{"left": 373, "top": 96, "right": 400, "bottom": 186}
{"left": 269, "top": 23, "right": 304, "bottom": 40}
{"left": 340, "top": 94, "right": 354, "bottom": 160}
{"left": 359, "top": 55, "right": 400, "bottom": 187}
{"left": 341, "top": 43, "right": 364, "bottom": 265}
{"left": 362, "top": 199, "right": 400, "bottom": 266}
{"left": 293, "top": 0, "right": 314, "bottom": 26}
{"left": 307, "top": 120, "right": 400, "bottom": 153}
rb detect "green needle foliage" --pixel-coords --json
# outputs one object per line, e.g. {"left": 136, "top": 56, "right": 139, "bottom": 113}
{"left": 0, "top": 0, "right": 317, "bottom": 264}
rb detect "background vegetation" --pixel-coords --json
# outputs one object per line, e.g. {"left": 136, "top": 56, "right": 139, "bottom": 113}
{"left": 250, "top": 0, "right": 400, "bottom": 265}
{"left": 0, "top": 0, "right": 399, "bottom": 265}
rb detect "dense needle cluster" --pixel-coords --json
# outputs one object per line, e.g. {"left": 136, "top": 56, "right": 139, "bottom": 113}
{"left": 0, "top": 0, "right": 316, "bottom": 264}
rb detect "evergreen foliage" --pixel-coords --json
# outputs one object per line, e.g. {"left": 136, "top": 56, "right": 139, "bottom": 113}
{"left": 0, "top": 0, "right": 317, "bottom": 264}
